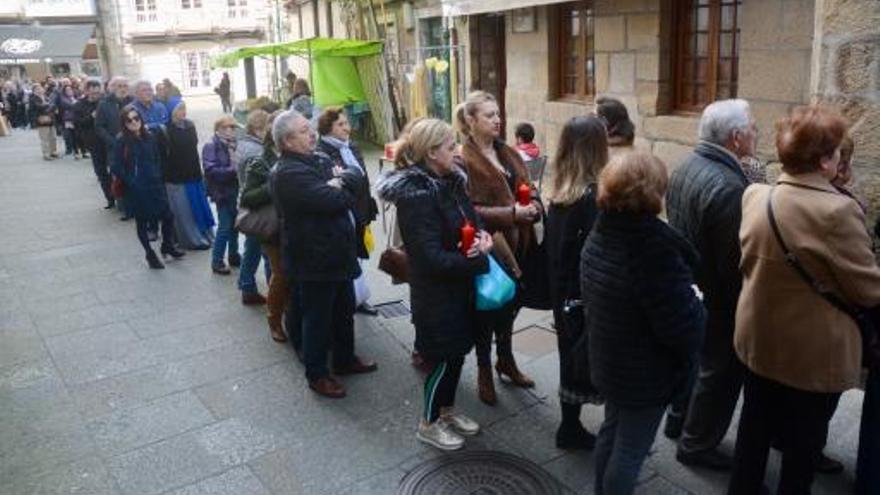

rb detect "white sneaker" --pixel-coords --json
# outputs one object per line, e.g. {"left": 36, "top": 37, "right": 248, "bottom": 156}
{"left": 441, "top": 411, "right": 480, "bottom": 436}
{"left": 417, "top": 421, "right": 465, "bottom": 451}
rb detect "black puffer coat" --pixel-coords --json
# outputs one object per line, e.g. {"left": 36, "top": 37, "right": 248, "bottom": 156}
{"left": 665, "top": 141, "right": 748, "bottom": 342}
{"left": 376, "top": 164, "right": 489, "bottom": 360}
{"left": 273, "top": 150, "right": 364, "bottom": 282}
{"left": 581, "top": 211, "right": 706, "bottom": 407}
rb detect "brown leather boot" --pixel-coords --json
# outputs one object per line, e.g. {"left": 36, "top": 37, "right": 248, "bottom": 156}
{"left": 495, "top": 357, "right": 535, "bottom": 388}
{"left": 268, "top": 317, "right": 287, "bottom": 343}
{"left": 478, "top": 366, "right": 497, "bottom": 405}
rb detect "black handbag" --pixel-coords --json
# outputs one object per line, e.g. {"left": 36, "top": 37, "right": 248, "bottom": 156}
{"left": 767, "top": 187, "right": 880, "bottom": 368}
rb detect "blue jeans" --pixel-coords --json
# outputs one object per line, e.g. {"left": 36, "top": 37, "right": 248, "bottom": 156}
{"left": 212, "top": 201, "right": 239, "bottom": 266}
{"left": 298, "top": 280, "right": 356, "bottom": 382}
{"left": 594, "top": 401, "right": 665, "bottom": 495}
{"left": 237, "top": 234, "right": 270, "bottom": 294}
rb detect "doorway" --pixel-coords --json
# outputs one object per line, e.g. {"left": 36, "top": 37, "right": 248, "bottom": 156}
{"left": 471, "top": 13, "right": 507, "bottom": 136}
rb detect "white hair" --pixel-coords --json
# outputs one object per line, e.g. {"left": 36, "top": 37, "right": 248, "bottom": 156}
{"left": 698, "top": 99, "right": 752, "bottom": 145}
{"left": 132, "top": 79, "right": 153, "bottom": 93}
{"left": 108, "top": 76, "right": 128, "bottom": 90}
{"left": 272, "top": 109, "right": 306, "bottom": 150}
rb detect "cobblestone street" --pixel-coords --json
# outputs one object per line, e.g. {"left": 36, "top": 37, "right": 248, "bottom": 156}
{"left": 0, "top": 97, "right": 866, "bottom": 494}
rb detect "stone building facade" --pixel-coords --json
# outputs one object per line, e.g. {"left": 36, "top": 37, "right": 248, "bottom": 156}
{"left": 436, "top": 0, "right": 880, "bottom": 219}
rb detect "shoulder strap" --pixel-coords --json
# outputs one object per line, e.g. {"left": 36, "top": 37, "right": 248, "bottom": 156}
{"left": 766, "top": 186, "right": 856, "bottom": 317}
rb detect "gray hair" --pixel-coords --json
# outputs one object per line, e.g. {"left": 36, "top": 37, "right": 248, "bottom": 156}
{"left": 698, "top": 99, "right": 752, "bottom": 145}
{"left": 108, "top": 76, "right": 128, "bottom": 90}
{"left": 132, "top": 79, "right": 152, "bottom": 93}
{"left": 272, "top": 109, "right": 306, "bottom": 150}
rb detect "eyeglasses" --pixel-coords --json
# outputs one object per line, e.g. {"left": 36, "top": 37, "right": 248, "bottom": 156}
{"left": 125, "top": 115, "right": 141, "bottom": 123}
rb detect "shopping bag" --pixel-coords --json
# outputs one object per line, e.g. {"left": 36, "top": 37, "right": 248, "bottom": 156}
{"left": 475, "top": 255, "right": 517, "bottom": 311}
{"left": 363, "top": 224, "right": 375, "bottom": 254}
{"left": 354, "top": 262, "right": 371, "bottom": 307}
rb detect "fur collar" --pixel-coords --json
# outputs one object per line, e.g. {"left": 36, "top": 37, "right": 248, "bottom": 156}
{"left": 460, "top": 138, "right": 529, "bottom": 207}
{"left": 376, "top": 163, "right": 467, "bottom": 204}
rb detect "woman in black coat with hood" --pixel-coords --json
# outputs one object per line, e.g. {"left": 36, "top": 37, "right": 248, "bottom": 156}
{"left": 581, "top": 151, "right": 705, "bottom": 495}
{"left": 376, "top": 118, "right": 493, "bottom": 452}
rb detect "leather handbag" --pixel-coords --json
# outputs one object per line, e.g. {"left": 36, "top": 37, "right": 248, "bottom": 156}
{"left": 235, "top": 204, "right": 279, "bottom": 242}
{"left": 767, "top": 187, "right": 880, "bottom": 368}
{"left": 379, "top": 246, "right": 409, "bottom": 284}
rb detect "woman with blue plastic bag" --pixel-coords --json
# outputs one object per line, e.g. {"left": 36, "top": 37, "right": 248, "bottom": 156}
{"left": 376, "top": 118, "right": 494, "bottom": 451}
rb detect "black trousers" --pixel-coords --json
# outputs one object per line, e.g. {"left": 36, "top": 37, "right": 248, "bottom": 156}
{"left": 728, "top": 370, "right": 840, "bottom": 495}
{"left": 135, "top": 210, "right": 175, "bottom": 255}
{"left": 298, "top": 280, "right": 356, "bottom": 381}
{"left": 857, "top": 366, "right": 880, "bottom": 495}
{"left": 423, "top": 356, "right": 465, "bottom": 423}
{"left": 679, "top": 323, "right": 745, "bottom": 454}
{"left": 474, "top": 302, "right": 516, "bottom": 368}
{"left": 90, "top": 144, "right": 112, "bottom": 201}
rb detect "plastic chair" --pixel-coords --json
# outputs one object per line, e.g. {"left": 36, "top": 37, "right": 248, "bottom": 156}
{"left": 525, "top": 155, "right": 548, "bottom": 193}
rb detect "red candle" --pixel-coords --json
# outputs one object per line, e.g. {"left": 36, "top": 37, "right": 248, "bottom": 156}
{"left": 517, "top": 182, "right": 531, "bottom": 206}
{"left": 460, "top": 221, "right": 476, "bottom": 254}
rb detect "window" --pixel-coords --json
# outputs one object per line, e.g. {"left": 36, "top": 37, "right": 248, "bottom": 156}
{"left": 183, "top": 52, "right": 212, "bottom": 89}
{"left": 673, "top": 0, "right": 741, "bottom": 112}
{"left": 227, "top": 0, "right": 248, "bottom": 19}
{"left": 555, "top": 1, "right": 595, "bottom": 101}
{"left": 181, "top": 0, "right": 202, "bottom": 9}
{"left": 135, "top": 0, "right": 157, "bottom": 22}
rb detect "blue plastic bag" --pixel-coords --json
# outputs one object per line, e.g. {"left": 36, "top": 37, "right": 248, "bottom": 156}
{"left": 475, "top": 255, "right": 517, "bottom": 311}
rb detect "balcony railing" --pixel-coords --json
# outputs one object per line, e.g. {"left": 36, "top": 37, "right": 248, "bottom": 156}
{"left": 128, "top": 7, "right": 263, "bottom": 37}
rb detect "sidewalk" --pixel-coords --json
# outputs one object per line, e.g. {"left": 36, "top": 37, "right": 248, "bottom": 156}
{"left": 0, "top": 109, "right": 864, "bottom": 494}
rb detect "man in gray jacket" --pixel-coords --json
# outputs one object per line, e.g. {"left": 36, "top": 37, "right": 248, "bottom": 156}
{"left": 665, "top": 99, "right": 756, "bottom": 470}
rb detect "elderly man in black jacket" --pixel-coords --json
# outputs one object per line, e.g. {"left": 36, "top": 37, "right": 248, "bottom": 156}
{"left": 665, "top": 99, "right": 756, "bottom": 470}
{"left": 75, "top": 79, "right": 111, "bottom": 207}
{"left": 271, "top": 109, "right": 378, "bottom": 399}
{"left": 95, "top": 77, "right": 132, "bottom": 216}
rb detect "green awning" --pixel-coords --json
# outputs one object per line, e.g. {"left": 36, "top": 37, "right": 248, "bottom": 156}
{"left": 211, "top": 37, "right": 384, "bottom": 68}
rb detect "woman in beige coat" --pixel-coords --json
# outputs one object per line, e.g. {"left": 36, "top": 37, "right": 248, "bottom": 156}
{"left": 729, "top": 106, "right": 880, "bottom": 494}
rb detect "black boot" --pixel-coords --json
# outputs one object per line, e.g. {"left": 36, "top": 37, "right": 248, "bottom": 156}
{"left": 161, "top": 245, "right": 186, "bottom": 259}
{"left": 104, "top": 198, "right": 115, "bottom": 210}
{"left": 556, "top": 403, "right": 596, "bottom": 450}
{"left": 145, "top": 250, "right": 165, "bottom": 269}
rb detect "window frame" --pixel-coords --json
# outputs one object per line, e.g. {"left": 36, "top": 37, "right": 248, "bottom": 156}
{"left": 181, "top": 0, "right": 202, "bottom": 9}
{"left": 672, "top": 0, "right": 741, "bottom": 113}
{"left": 552, "top": 1, "right": 596, "bottom": 103}
{"left": 135, "top": 0, "right": 158, "bottom": 23}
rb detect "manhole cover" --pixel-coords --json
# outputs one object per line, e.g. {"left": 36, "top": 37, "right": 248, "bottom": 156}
{"left": 398, "top": 451, "right": 565, "bottom": 495}
{"left": 374, "top": 300, "right": 411, "bottom": 319}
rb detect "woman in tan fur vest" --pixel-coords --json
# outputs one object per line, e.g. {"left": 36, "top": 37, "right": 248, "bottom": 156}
{"left": 455, "top": 91, "right": 540, "bottom": 405}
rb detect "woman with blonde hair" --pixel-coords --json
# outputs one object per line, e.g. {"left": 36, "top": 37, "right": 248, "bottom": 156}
{"left": 455, "top": 90, "right": 539, "bottom": 405}
{"left": 545, "top": 115, "right": 608, "bottom": 450}
{"left": 377, "top": 118, "right": 494, "bottom": 450}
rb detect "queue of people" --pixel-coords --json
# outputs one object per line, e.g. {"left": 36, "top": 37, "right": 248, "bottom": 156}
{"left": 35, "top": 70, "right": 880, "bottom": 495}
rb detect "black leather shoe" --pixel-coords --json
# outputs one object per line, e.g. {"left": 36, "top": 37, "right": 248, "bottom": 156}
{"left": 356, "top": 302, "right": 379, "bottom": 316}
{"left": 815, "top": 451, "right": 844, "bottom": 474}
{"left": 676, "top": 448, "right": 733, "bottom": 471}
{"left": 161, "top": 246, "right": 186, "bottom": 259}
{"left": 228, "top": 253, "right": 241, "bottom": 268}
{"left": 104, "top": 199, "right": 115, "bottom": 209}
{"left": 145, "top": 251, "right": 165, "bottom": 269}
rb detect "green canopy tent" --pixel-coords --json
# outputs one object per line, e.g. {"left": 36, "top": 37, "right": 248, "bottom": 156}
{"left": 212, "top": 37, "right": 394, "bottom": 143}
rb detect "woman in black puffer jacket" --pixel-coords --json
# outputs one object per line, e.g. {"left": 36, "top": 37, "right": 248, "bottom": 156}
{"left": 376, "top": 118, "right": 493, "bottom": 452}
{"left": 580, "top": 151, "right": 705, "bottom": 495}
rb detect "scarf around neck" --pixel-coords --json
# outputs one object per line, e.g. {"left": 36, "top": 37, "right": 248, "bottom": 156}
{"left": 321, "top": 135, "right": 360, "bottom": 171}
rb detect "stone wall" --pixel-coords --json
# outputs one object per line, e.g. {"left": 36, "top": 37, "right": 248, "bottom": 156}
{"left": 813, "top": 0, "right": 880, "bottom": 221}
{"left": 502, "top": 0, "right": 817, "bottom": 179}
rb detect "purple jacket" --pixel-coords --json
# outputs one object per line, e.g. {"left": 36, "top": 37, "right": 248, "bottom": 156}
{"left": 202, "top": 135, "right": 238, "bottom": 206}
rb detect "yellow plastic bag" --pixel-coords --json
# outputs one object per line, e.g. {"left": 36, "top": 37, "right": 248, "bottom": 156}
{"left": 364, "top": 224, "right": 375, "bottom": 254}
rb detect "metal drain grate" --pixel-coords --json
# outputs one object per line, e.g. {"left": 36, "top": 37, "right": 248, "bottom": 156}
{"left": 398, "top": 451, "right": 565, "bottom": 495}
{"left": 374, "top": 300, "right": 411, "bottom": 319}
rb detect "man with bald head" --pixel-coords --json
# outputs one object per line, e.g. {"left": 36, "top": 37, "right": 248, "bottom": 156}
{"left": 95, "top": 76, "right": 132, "bottom": 211}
